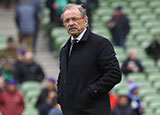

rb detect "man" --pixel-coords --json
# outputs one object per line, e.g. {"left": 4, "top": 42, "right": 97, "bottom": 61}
{"left": 14, "top": 49, "right": 26, "bottom": 83}
{"left": 0, "top": 37, "right": 17, "bottom": 60}
{"left": 26, "top": 0, "right": 43, "bottom": 51}
{"left": 15, "top": 0, "right": 36, "bottom": 52}
{"left": 21, "top": 51, "right": 45, "bottom": 83}
{"left": 35, "top": 77, "right": 57, "bottom": 109}
{"left": 0, "top": 79, "right": 25, "bottom": 115}
{"left": 145, "top": 37, "right": 160, "bottom": 65}
{"left": 57, "top": 4, "right": 121, "bottom": 115}
{"left": 108, "top": 6, "right": 130, "bottom": 49}
{"left": 121, "top": 49, "right": 144, "bottom": 76}
{"left": 112, "top": 95, "right": 136, "bottom": 115}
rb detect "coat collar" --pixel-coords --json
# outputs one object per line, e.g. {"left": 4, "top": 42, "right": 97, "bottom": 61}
{"left": 62, "top": 27, "right": 91, "bottom": 50}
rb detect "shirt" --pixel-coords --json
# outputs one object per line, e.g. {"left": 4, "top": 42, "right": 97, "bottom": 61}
{"left": 71, "top": 28, "right": 87, "bottom": 42}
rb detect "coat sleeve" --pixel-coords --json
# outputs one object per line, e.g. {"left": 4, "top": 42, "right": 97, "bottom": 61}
{"left": 88, "top": 38, "right": 121, "bottom": 99}
{"left": 57, "top": 51, "right": 63, "bottom": 104}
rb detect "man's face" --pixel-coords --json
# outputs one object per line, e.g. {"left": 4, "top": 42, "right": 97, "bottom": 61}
{"left": 63, "top": 8, "right": 88, "bottom": 38}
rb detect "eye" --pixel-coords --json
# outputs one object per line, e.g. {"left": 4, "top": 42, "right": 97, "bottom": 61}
{"left": 72, "top": 17, "right": 77, "bottom": 21}
{"left": 64, "top": 18, "right": 70, "bottom": 23}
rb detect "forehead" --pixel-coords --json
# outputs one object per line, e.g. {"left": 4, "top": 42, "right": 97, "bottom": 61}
{"left": 63, "top": 8, "right": 81, "bottom": 19}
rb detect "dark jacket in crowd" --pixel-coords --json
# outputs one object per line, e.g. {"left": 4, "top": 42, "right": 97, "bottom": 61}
{"left": 38, "top": 101, "right": 52, "bottom": 115}
{"left": 109, "top": 14, "right": 130, "bottom": 47}
{"left": 121, "top": 58, "right": 144, "bottom": 75}
{"left": 146, "top": 39, "right": 160, "bottom": 62}
{"left": 35, "top": 88, "right": 56, "bottom": 109}
{"left": 21, "top": 62, "right": 44, "bottom": 82}
{"left": 112, "top": 104, "right": 136, "bottom": 115}
{"left": 57, "top": 28, "right": 121, "bottom": 115}
{"left": 14, "top": 60, "right": 24, "bottom": 83}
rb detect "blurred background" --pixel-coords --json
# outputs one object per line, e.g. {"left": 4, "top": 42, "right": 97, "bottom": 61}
{"left": 0, "top": 0, "right": 160, "bottom": 115}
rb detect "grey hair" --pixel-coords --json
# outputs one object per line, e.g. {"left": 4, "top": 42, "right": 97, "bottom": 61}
{"left": 61, "top": 3, "right": 87, "bottom": 20}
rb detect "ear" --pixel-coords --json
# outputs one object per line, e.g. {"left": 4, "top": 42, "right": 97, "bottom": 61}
{"left": 84, "top": 17, "right": 88, "bottom": 24}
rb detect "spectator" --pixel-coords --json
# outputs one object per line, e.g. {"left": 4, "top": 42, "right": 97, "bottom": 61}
{"left": 0, "top": 79, "right": 25, "bottom": 115}
{"left": 4, "top": 0, "right": 11, "bottom": 9}
{"left": 15, "top": 0, "right": 37, "bottom": 52}
{"left": 46, "top": 0, "right": 68, "bottom": 27}
{"left": 0, "top": 59, "right": 3, "bottom": 75}
{"left": 110, "top": 92, "right": 119, "bottom": 111}
{"left": 1, "top": 60, "right": 15, "bottom": 81}
{"left": 112, "top": 95, "right": 136, "bottom": 115}
{"left": 74, "top": 0, "right": 99, "bottom": 28}
{"left": 14, "top": 49, "right": 26, "bottom": 83}
{"left": 0, "top": 37, "right": 17, "bottom": 60}
{"left": 121, "top": 49, "right": 144, "bottom": 76}
{"left": 25, "top": 0, "right": 43, "bottom": 51}
{"left": 145, "top": 37, "right": 160, "bottom": 65}
{"left": 127, "top": 81, "right": 144, "bottom": 115}
{"left": 35, "top": 77, "right": 56, "bottom": 109}
{"left": 0, "top": 77, "right": 6, "bottom": 93}
{"left": 21, "top": 51, "right": 44, "bottom": 82}
{"left": 48, "top": 91, "right": 62, "bottom": 115}
{"left": 108, "top": 5, "right": 130, "bottom": 49}
{"left": 38, "top": 90, "right": 56, "bottom": 115}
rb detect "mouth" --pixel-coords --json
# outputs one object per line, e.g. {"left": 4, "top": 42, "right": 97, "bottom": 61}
{"left": 68, "top": 25, "right": 78, "bottom": 31}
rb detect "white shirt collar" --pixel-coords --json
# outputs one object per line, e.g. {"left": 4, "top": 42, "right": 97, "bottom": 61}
{"left": 71, "top": 28, "right": 87, "bottom": 42}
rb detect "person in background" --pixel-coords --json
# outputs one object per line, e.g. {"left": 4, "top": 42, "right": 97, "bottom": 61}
{"left": 25, "top": 0, "right": 43, "bottom": 51}
{"left": 109, "top": 92, "right": 119, "bottom": 111}
{"left": 127, "top": 81, "right": 144, "bottom": 115}
{"left": 108, "top": 5, "right": 130, "bottom": 49}
{"left": 0, "top": 59, "right": 3, "bottom": 75}
{"left": 0, "top": 37, "right": 17, "bottom": 60}
{"left": 46, "top": 0, "right": 68, "bottom": 27}
{"left": 0, "top": 79, "right": 25, "bottom": 115}
{"left": 14, "top": 49, "right": 26, "bottom": 83}
{"left": 1, "top": 60, "right": 15, "bottom": 81}
{"left": 73, "top": 0, "right": 99, "bottom": 28}
{"left": 21, "top": 51, "right": 45, "bottom": 83}
{"left": 15, "top": 0, "right": 37, "bottom": 52}
{"left": 38, "top": 90, "right": 56, "bottom": 115}
{"left": 57, "top": 4, "right": 121, "bottom": 115}
{"left": 48, "top": 91, "right": 63, "bottom": 115}
{"left": 112, "top": 95, "right": 136, "bottom": 115}
{"left": 145, "top": 37, "right": 160, "bottom": 66}
{"left": 35, "top": 77, "right": 56, "bottom": 109}
{"left": 4, "top": 0, "right": 11, "bottom": 9}
{"left": 0, "top": 76, "right": 6, "bottom": 93}
{"left": 121, "top": 49, "right": 144, "bottom": 76}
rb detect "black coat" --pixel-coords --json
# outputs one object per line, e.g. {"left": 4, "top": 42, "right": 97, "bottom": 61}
{"left": 57, "top": 28, "right": 121, "bottom": 115}
{"left": 21, "top": 62, "right": 45, "bottom": 83}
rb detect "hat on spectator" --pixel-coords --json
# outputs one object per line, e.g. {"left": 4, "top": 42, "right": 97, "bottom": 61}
{"left": 48, "top": 77, "right": 56, "bottom": 83}
{"left": 128, "top": 81, "right": 139, "bottom": 93}
{"left": 7, "top": 79, "right": 18, "bottom": 85}
{"left": 18, "top": 48, "right": 26, "bottom": 55}
{"left": 115, "top": 5, "right": 123, "bottom": 11}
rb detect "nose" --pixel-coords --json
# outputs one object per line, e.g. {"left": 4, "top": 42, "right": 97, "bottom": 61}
{"left": 67, "top": 19, "right": 75, "bottom": 26}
